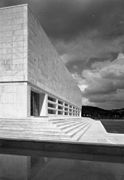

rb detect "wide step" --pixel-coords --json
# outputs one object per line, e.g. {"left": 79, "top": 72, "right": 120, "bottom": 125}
{"left": 0, "top": 117, "right": 95, "bottom": 142}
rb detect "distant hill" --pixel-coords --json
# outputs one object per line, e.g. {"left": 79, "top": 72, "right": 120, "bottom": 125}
{"left": 82, "top": 106, "right": 124, "bottom": 119}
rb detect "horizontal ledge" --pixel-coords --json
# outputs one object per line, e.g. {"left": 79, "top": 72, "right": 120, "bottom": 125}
{"left": 0, "top": 138, "right": 124, "bottom": 163}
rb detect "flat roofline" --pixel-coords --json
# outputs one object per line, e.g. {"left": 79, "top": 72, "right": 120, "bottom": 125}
{"left": 0, "top": 138, "right": 124, "bottom": 163}
{"left": 0, "top": 3, "right": 28, "bottom": 10}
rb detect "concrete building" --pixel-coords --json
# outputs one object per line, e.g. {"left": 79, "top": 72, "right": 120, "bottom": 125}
{"left": 1, "top": 4, "right": 124, "bottom": 180}
{"left": 0, "top": 4, "right": 82, "bottom": 118}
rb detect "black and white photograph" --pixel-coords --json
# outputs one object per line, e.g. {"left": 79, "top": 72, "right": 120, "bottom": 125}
{"left": 0, "top": 0, "right": 124, "bottom": 179}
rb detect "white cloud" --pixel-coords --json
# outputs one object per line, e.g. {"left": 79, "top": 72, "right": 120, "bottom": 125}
{"left": 54, "top": 32, "right": 124, "bottom": 66}
{"left": 76, "top": 53, "right": 124, "bottom": 109}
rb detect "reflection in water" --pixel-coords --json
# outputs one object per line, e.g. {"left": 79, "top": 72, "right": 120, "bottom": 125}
{"left": 0, "top": 154, "right": 124, "bottom": 180}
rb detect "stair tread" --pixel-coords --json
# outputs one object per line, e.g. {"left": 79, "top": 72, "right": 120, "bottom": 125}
{"left": 66, "top": 123, "right": 89, "bottom": 136}
{"left": 60, "top": 122, "right": 88, "bottom": 132}
{"left": 73, "top": 124, "right": 92, "bottom": 141}
{"left": 0, "top": 117, "right": 95, "bottom": 142}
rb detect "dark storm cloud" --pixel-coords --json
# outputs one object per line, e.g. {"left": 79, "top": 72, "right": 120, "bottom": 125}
{"left": 3, "top": 0, "right": 101, "bottom": 40}
{"left": 37, "top": 0, "right": 124, "bottom": 41}
{"left": 39, "top": 0, "right": 124, "bottom": 41}
{"left": 1, "top": 0, "right": 124, "bottom": 41}
{"left": 84, "top": 82, "right": 116, "bottom": 96}
{"left": 66, "top": 51, "right": 119, "bottom": 73}
{"left": 86, "top": 91, "right": 124, "bottom": 110}
{"left": 80, "top": 53, "right": 124, "bottom": 109}
{"left": 0, "top": 0, "right": 124, "bottom": 109}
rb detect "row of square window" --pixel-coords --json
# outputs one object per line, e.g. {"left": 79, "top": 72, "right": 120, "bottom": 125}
{"left": 47, "top": 96, "right": 80, "bottom": 116}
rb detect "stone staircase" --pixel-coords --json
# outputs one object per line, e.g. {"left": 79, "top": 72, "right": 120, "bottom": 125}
{"left": 0, "top": 117, "right": 94, "bottom": 142}
{"left": 49, "top": 118, "right": 94, "bottom": 141}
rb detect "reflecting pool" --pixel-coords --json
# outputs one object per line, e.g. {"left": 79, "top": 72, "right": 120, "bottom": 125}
{"left": 0, "top": 153, "right": 124, "bottom": 180}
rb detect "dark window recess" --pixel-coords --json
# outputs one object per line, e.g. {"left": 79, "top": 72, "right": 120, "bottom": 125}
{"left": 48, "top": 109, "right": 56, "bottom": 114}
{"left": 58, "top": 111, "right": 63, "bottom": 115}
{"left": 48, "top": 96, "right": 56, "bottom": 102}
{"left": 58, "top": 106, "right": 63, "bottom": 110}
{"left": 31, "top": 91, "right": 40, "bottom": 116}
{"left": 58, "top": 100, "right": 63, "bottom": 105}
{"left": 48, "top": 103, "right": 56, "bottom": 108}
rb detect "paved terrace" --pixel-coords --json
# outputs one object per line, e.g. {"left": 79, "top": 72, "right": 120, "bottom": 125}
{"left": 0, "top": 117, "right": 123, "bottom": 144}
{"left": 0, "top": 117, "right": 93, "bottom": 142}
{"left": 0, "top": 117, "right": 124, "bottom": 163}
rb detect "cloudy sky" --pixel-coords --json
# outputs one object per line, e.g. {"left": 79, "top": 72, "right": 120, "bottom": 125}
{"left": 0, "top": 0, "right": 124, "bottom": 110}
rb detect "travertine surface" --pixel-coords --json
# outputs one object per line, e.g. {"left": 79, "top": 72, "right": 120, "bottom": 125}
{"left": 0, "top": 83, "right": 28, "bottom": 117}
{"left": 0, "top": 4, "right": 81, "bottom": 118}
{"left": 0, "top": 5, "right": 27, "bottom": 82}
{"left": 0, "top": 117, "right": 122, "bottom": 144}
{"left": 28, "top": 7, "right": 81, "bottom": 107}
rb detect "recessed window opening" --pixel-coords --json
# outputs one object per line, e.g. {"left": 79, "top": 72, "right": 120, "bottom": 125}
{"left": 65, "top": 112, "right": 68, "bottom": 115}
{"left": 48, "top": 109, "right": 56, "bottom": 114}
{"left": 31, "top": 91, "right": 40, "bottom": 116}
{"left": 65, "top": 107, "right": 68, "bottom": 111}
{"left": 48, "top": 103, "right": 56, "bottom": 108}
{"left": 58, "top": 100, "right": 63, "bottom": 105}
{"left": 58, "top": 105, "right": 63, "bottom": 110}
{"left": 47, "top": 95, "right": 80, "bottom": 116}
{"left": 58, "top": 111, "right": 63, "bottom": 115}
{"left": 31, "top": 90, "right": 45, "bottom": 116}
{"left": 48, "top": 96, "right": 56, "bottom": 102}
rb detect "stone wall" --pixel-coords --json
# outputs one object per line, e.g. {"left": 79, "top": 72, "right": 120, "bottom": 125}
{"left": 0, "top": 5, "right": 27, "bottom": 82}
{"left": 28, "top": 7, "right": 81, "bottom": 108}
{"left": 0, "top": 83, "right": 28, "bottom": 118}
{"left": 0, "top": 4, "right": 81, "bottom": 118}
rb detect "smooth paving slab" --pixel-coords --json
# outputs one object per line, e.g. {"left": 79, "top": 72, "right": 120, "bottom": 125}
{"left": 0, "top": 117, "right": 123, "bottom": 144}
{"left": 0, "top": 117, "right": 93, "bottom": 142}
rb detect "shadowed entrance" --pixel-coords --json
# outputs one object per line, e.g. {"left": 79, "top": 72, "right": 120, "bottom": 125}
{"left": 31, "top": 91, "right": 40, "bottom": 116}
